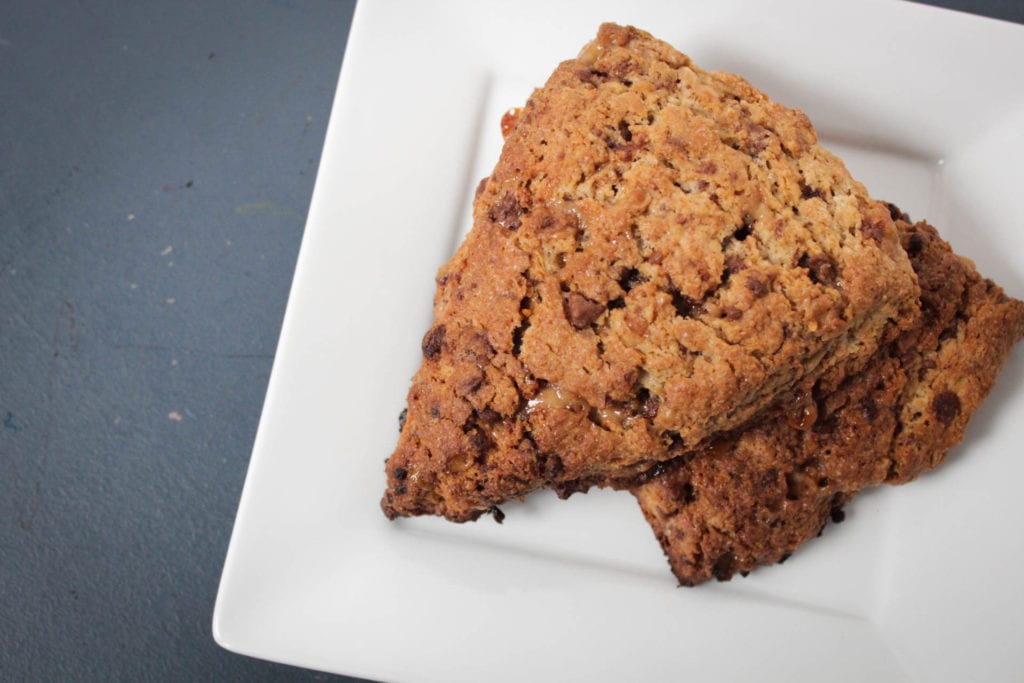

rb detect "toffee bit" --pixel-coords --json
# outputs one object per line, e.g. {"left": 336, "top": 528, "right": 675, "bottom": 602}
{"left": 932, "top": 390, "right": 961, "bottom": 427}
{"left": 500, "top": 107, "right": 522, "bottom": 138}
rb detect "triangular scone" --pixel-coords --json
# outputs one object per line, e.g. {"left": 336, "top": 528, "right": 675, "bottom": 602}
{"left": 383, "top": 24, "right": 919, "bottom": 522}
{"left": 633, "top": 219, "right": 1024, "bottom": 584}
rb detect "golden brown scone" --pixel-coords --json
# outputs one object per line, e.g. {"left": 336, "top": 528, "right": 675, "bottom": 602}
{"left": 633, "top": 219, "right": 1024, "bottom": 585}
{"left": 382, "top": 24, "right": 919, "bottom": 522}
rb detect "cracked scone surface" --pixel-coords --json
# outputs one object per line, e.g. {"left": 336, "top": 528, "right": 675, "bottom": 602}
{"left": 633, "top": 220, "right": 1024, "bottom": 585}
{"left": 382, "top": 23, "right": 919, "bottom": 522}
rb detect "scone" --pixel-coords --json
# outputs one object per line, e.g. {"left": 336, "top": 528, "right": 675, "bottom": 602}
{"left": 633, "top": 219, "right": 1024, "bottom": 584}
{"left": 382, "top": 23, "right": 919, "bottom": 522}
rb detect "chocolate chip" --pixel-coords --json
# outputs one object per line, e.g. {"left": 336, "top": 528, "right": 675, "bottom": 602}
{"left": 394, "top": 467, "right": 408, "bottom": 481}
{"left": 906, "top": 232, "right": 924, "bottom": 258}
{"left": 723, "top": 306, "right": 743, "bottom": 321}
{"left": 487, "top": 192, "right": 524, "bottom": 230}
{"left": 712, "top": 552, "right": 738, "bottom": 581}
{"left": 395, "top": 484, "right": 407, "bottom": 496}
{"left": 799, "top": 253, "right": 838, "bottom": 287}
{"left": 618, "top": 119, "right": 632, "bottom": 142}
{"left": 932, "top": 390, "right": 961, "bottom": 427}
{"left": 800, "top": 182, "right": 823, "bottom": 199}
{"left": 398, "top": 408, "right": 408, "bottom": 431}
{"left": 563, "top": 291, "right": 606, "bottom": 329}
{"left": 732, "top": 223, "right": 751, "bottom": 241}
{"left": 607, "top": 297, "right": 626, "bottom": 310}
{"left": 670, "top": 289, "right": 697, "bottom": 318}
{"left": 618, "top": 267, "right": 645, "bottom": 292}
{"left": 830, "top": 507, "right": 846, "bottom": 524}
{"left": 886, "top": 202, "right": 910, "bottom": 222}
{"left": 491, "top": 506, "right": 505, "bottom": 524}
{"left": 778, "top": 553, "right": 791, "bottom": 564}
{"left": 746, "top": 274, "right": 767, "bottom": 298}
{"left": 421, "top": 324, "right": 446, "bottom": 360}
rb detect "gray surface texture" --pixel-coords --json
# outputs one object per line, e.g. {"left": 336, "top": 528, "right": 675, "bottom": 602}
{"left": 0, "top": 1, "right": 1019, "bottom": 681}
{"left": 1, "top": 0, "right": 360, "bottom": 680}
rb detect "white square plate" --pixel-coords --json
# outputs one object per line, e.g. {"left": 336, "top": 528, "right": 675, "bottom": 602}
{"left": 213, "top": 2, "right": 1024, "bottom": 681}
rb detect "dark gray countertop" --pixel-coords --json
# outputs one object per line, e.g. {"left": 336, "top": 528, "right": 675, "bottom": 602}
{"left": 1, "top": 1, "right": 1020, "bottom": 681}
